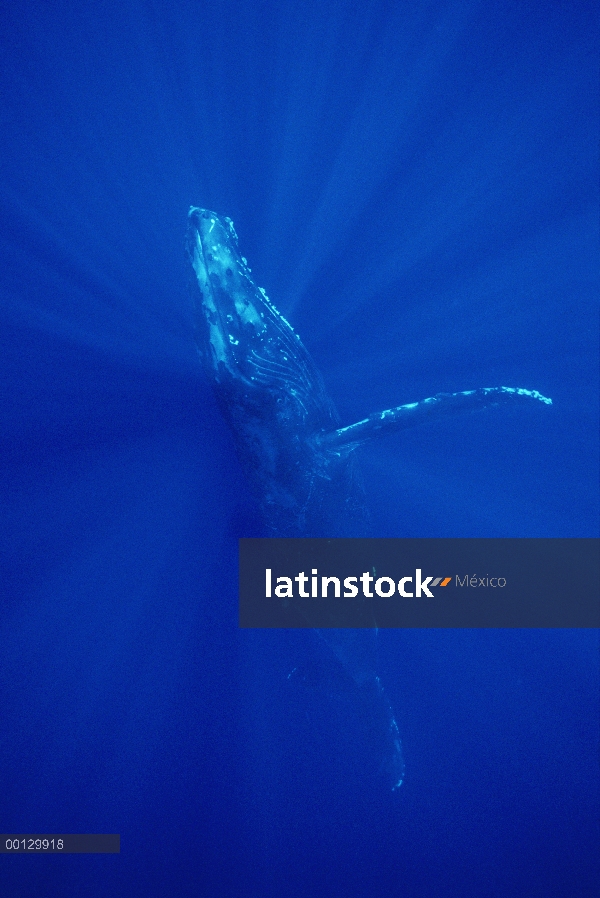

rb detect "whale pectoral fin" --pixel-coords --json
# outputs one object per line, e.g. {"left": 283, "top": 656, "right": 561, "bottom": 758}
{"left": 318, "top": 386, "right": 552, "bottom": 452}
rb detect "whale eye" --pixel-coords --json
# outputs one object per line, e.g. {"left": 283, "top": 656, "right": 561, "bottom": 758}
{"left": 206, "top": 253, "right": 213, "bottom": 261}
{"left": 202, "top": 211, "right": 210, "bottom": 219}
{"left": 226, "top": 268, "right": 233, "bottom": 277}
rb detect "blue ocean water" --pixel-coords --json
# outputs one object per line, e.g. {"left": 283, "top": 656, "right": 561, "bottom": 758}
{"left": 0, "top": 0, "right": 598, "bottom": 895}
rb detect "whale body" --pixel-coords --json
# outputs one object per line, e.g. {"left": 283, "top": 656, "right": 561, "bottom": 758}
{"left": 186, "top": 206, "right": 551, "bottom": 789}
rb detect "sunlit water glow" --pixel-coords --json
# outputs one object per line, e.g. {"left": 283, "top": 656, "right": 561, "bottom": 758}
{"left": 0, "top": 1, "right": 597, "bottom": 896}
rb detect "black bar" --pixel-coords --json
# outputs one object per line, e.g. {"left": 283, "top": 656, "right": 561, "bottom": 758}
{"left": 0, "top": 835, "right": 120, "bottom": 854}
{"left": 239, "top": 538, "right": 600, "bottom": 628}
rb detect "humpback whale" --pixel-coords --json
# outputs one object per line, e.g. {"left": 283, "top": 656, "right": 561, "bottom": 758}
{"left": 186, "top": 206, "right": 551, "bottom": 789}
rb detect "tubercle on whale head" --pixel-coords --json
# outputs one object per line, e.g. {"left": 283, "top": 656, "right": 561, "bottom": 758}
{"left": 187, "top": 207, "right": 240, "bottom": 257}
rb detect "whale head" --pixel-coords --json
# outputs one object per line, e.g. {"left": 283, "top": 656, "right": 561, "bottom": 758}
{"left": 187, "top": 206, "right": 327, "bottom": 415}
{"left": 187, "top": 207, "right": 280, "bottom": 386}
